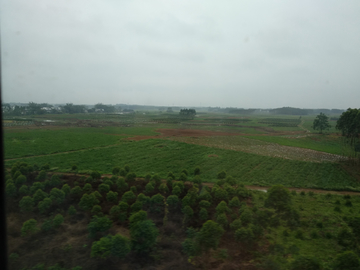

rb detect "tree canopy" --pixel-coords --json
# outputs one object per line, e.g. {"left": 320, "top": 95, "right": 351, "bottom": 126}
{"left": 312, "top": 113, "right": 331, "bottom": 133}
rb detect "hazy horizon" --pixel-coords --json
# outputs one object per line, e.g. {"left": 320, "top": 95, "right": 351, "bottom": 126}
{"left": 1, "top": 0, "right": 360, "bottom": 109}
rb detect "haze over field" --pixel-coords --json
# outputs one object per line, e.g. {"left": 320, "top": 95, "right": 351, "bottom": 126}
{"left": 1, "top": 0, "right": 360, "bottom": 108}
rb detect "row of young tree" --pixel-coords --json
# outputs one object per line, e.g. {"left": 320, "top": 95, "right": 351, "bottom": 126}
{"left": 6, "top": 162, "right": 360, "bottom": 269}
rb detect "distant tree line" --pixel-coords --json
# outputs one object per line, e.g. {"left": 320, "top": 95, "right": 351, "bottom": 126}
{"left": 179, "top": 109, "right": 196, "bottom": 117}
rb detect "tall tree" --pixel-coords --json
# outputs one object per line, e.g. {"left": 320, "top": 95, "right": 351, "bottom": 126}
{"left": 312, "top": 113, "right": 331, "bottom": 133}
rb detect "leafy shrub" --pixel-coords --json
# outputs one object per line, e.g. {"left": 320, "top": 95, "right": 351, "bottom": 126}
{"left": 85, "top": 176, "right": 93, "bottom": 183}
{"left": 213, "top": 187, "right": 229, "bottom": 202}
{"left": 53, "top": 214, "right": 64, "bottom": 228}
{"left": 337, "top": 228, "right": 355, "bottom": 247}
{"left": 295, "top": 230, "right": 304, "bottom": 240}
{"left": 15, "top": 175, "right": 27, "bottom": 187}
{"left": 216, "top": 201, "right": 230, "bottom": 215}
{"left": 199, "top": 200, "right": 211, "bottom": 208}
{"left": 159, "top": 183, "right": 169, "bottom": 194}
{"left": 98, "top": 184, "right": 110, "bottom": 193}
{"left": 79, "top": 193, "right": 100, "bottom": 211}
{"left": 30, "top": 182, "right": 45, "bottom": 195}
{"left": 310, "top": 230, "right": 319, "bottom": 239}
{"left": 61, "top": 184, "right": 70, "bottom": 195}
{"left": 216, "top": 213, "right": 228, "bottom": 228}
{"left": 172, "top": 185, "right": 181, "bottom": 196}
{"left": 265, "top": 185, "right": 292, "bottom": 213}
{"left": 122, "top": 191, "right": 136, "bottom": 204}
{"left": 118, "top": 202, "right": 129, "bottom": 221}
{"left": 150, "top": 193, "right": 165, "bottom": 212}
{"left": 91, "top": 234, "right": 130, "bottom": 259}
{"left": 333, "top": 251, "right": 360, "bottom": 270}
{"left": 129, "top": 210, "right": 148, "bottom": 227}
{"left": 33, "top": 189, "right": 49, "bottom": 204}
{"left": 125, "top": 172, "right": 136, "bottom": 182}
{"left": 109, "top": 205, "right": 121, "bottom": 220}
{"left": 199, "top": 207, "right": 208, "bottom": 221}
{"left": 49, "top": 188, "right": 65, "bottom": 205}
{"left": 130, "top": 186, "right": 137, "bottom": 193}
{"left": 193, "top": 175, "right": 202, "bottom": 186}
{"left": 198, "top": 220, "right": 225, "bottom": 252}
{"left": 194, "top": 167, "right": 200, "bottom": 175}
{"left": 90, "top": 171, "right": 101, "bottom": 180}
{"left": 50, "top": 175, "right": 61, "bottom": 187}
{"left": 130, "top": 201, "right": 143, "bottom": 213}
{"left": 106, "top": 191, "right": 118, "bottom": 203}
{"left": 70, "top": 186, "right": 83, "bottom": 197}
{"left": 145, "top": 173, "right": 152, "bottom": 181}
{"left": 88, "top": 216, "right": 112, "bottom": 238}
{"left": 150, "top": 174, "right": 161, "bottom": 186}
{"left": 179, "top": 173, "right": 187, "bottom": 182}
{"left": 182, "top": 205, "right": 194, "bottom": 219}
{"left": 182, "top": 238, "right": 199, "bottom": 257}
{"left": 68, "top": 205, "right": 76, "bottom": 215}
{"left": 36, "top": 170, "right": 47, "bottom": 181}
{"left": 137, "top": 193, "right": 150, "bottom": 207}
{"left": 130, "top": 219, "right": 159, "bottom": 254}
{"left": 145, "top": 182, "right": 154, "bottom": 194}
{"left": 240, "top": 208, "right": 252, "bottom": 225}
{"left": 116, "top": 178, "right": 128, "bottom": 191}
{"left": 235, "top": 227, "right": 254, "bottom": 245}
{"left": 225, "top": 176, "right": 236, "bottom": 186}
{"left": 166, "top": 195, "right": 179, "bottom": 208}
{"left": 228, "top": 196, "right": 241, "bottom": 208}
{"left": 119, "top": 168, "right": 126, "bottom": 177}
{"left": 334, "top": 206, "right": 341, "bottom": 212}
{"left": 19, "top": 196, "right": 34, "bottom": 212}
{"left": 104, "top": 179, "right": 113, "bottom": 186}
{"left": 21, "top": 219, "right": 38, "bottom": 236}
{"left": 91, "top": 205, "right": 103, "bottom": 216}
{"left": 124, "top": 164, "right": 130, "bottom": 173}
{"left": 290, "top": 255, "right": 321, "bottom": 270}
{"left": 217, "top": 170, "right": 227, "bottom": 180}
{"left": 167, "top": 171, "right": 175, "bottom": 180}
{"left": 112, "top": 167, "right": 120, "bottom": 175}
{"left": 6, "top": 183, "right": 17, "bottom": 197}
{"left": 38, "top": 198, "right": 52, "bottom": 214}
{"left": 300, "top": 191, "right": 305, "bottom": 196}
{"left": 71, "top": 164, "right": 78, "bottom": 171}
{"left": 230, "top": 219, "right": 242, "bottom": 231}
{"left": 19, "top": 185, "right": 29, "bottom": 196}
{"left": 345, "top": 200, "right": 353, "bottom": 207}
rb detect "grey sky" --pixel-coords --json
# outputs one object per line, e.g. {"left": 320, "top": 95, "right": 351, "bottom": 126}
{"left": 1, "top": 0, "right": 360, "bottom": 108}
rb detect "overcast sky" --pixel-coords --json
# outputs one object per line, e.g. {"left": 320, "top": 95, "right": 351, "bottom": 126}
{"left": 1, "top": 0, "right": 360, "bottom": 108}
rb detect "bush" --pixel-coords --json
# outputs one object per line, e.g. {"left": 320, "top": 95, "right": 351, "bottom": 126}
{"left": 116, "top": 178, "right": 128, "bottom": 191}
{"left": 130, "top": 186, "right": 137, "bottom": 193}
{"left": 230, "top": 219, "right": 242, "bottom": 231}
{"left": 130, "top": 219, "right": 159, "bottom": 254}
{"left": 70, "top": 186, "right": 83, "bottom": 197}
{"left": 240, "top": 208, "right": 252, "bottom": 225}
{"left": 50, "top": 175, "right": 61, "bottom": 187}
{"left": 150, "top": 174, "right": 161, "bottom": 186}
{"left": 122, "top": 191, "right": 136, "bottom": 204}
{"left": 61, "top": 184, "right": 71, "bottom": 195}
{"left": 109, "top": 205, "right": 121, "bottom": 220}
{"left": 137, "top": 193, "right": 150, "bottom": 207}
{"left": 264, "top": 185, "right": 292, "bottom": 213}
{"left": 6, "top": 183, "right": 17, "bottom": 197}
{"left": 182, "top": 205, "right": 194, "bottom": 219}
{"left": 217, "top": 170, "right": 227, "bottom": 180}
{"left": 167, "top": 171, "right": 175, "bottom": 180}
{"left": 179, "top": 172, "right": 187, "bottom": 182}
{"left": 36, "top": 170, "right": 47, "bottom": 181}
{"left": 198, "top": 220, "right": 225, "bottom": 252}
{"left": 333, "top": 251, "right": 360, "bottom": 270}
{"left": 30, "top": 182, "right": 45, "bottom": 195}
{"left": 199, "top": 207, "right": 208, "bottom": 221}
{"left": 9, "top": 253, "right": 19, "bottom": 261}
{"left": 71, "top": 164, "right": 78, "bottom": 171}
{"left": 33, "top": 189, "right": 48, "bottom": 203}
{"left": 125, "top": 172, "right": 136, "bottom": 182}
{"left": 166, "top": 195, "right": 179, "bottom": 208}
{"left": 19, "top": 196, "right": 34, "bottom": 212}
{"left": 85, "top": 176, "right": 93, "bottom": 183}
{"left": 79, "top": 193, "right": 100, "bottom": 211}
{"left": 21, "top": 219, "right": 38, "bottom": 236}
{"left": 130, "top": 201, "right": 143, "bottom": 213}
{"left": 182, "top": 238, "right": 199, "bottom": 257}
{"left": 88, "top": 216, "right": 112, "bottom": 238}
{"left": 112, "top": 167, "right": 120, "bottom": 175}
{"left": 38, "top": 198, "right": 52, "bottom": 214}
{"left": 129, "top": 210, "right": 148, "bottom": 227}
{"left": 91, "top": 205, "right": 103, "bottom": 216}
{"left": 19, "top": 185, "right": 28, "bottom": 196}
{"left": 68, "top": 205, "right": 76, "bottom": 215}
{"left": 290, "top": 255, "right": 321, "bottom": 270}
{"left": 118, "top": 202, "right": 129, "bottom": 222}
{"left": 225, "top": 176, "right": 236, "bottom": 186}
{"left": 90, "top": 171, "right": 101, "bottom": 180}
{"left": 235, "top": 227, "right": 254, "bottom": 245}
{"left": 216, "top": 213, "right": 228, "bottom": 228}
{"left": 199, "top": 200, "right": 211, "bottom": 208}
{"left": 229, "top": 196, "right": 241, "bottom": 208}
{"left": 91, "top": 234, "right": 130, "bottom": 259}
{"left": 150, "top": 193, "right": 165, "bottom": 212}
{"left": 145, "top": 182, "right": 154, "bottom": 194}
{"left": 172, "top": 185, "right": 181, "bottom": 196}
{"left": 216, "top": 201, "right": 230, "bottom": 215}
{"left": 124, "top": 164, "right": 130, "bottom": 173}
{"left": 106, "top": 191, "right": 118, "bottom": 203}
{"left": 337, "top": 228, "right": 355, "bottom": 247}
{"left": 15, "top": 175, "right": 27, "bottom": 187}
{"left": 193, "top": 175, "right": 202, "bottom": 186}
{"left": 213, "top": 188, "right": 229, "bottom": 202}
{"left": 98, "top": 184, "right": 110, "bottom": 193}
{"left": 157, "top": 183, "right": 168, "bottom": 195}
{"left": 83, "top": 183, "right": 92, "bottom": 194}
{"left": 49, "top": 188, "right": 65, "bottom": 205}
{"left": 53, "top": 214, "right": 64, "bottom": 228}
{"left": 194, "top": 167, "right": 200, "bottom": 175}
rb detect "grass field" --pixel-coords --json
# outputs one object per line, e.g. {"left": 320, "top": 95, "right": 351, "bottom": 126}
{"left": 5, "top": 139, "right": 358, "bottom": 191}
